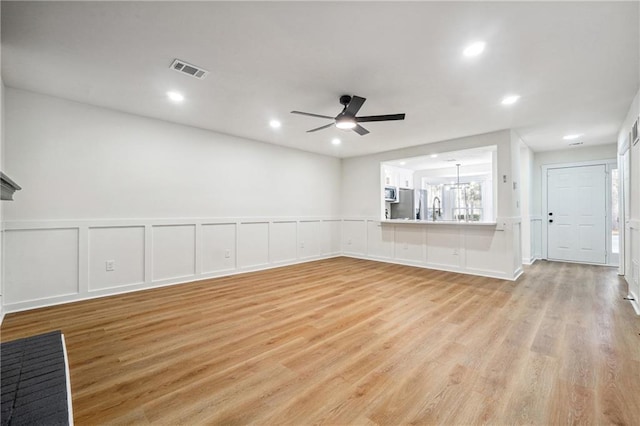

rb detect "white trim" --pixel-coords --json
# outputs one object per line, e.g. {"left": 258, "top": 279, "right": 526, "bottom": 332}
{"left": 513, "top": 267, "right": 524, "bottom": 281}
{"left": 343, "top": 254, "right": 517, "bottom": 281}
{"left": 618, "top": 151, "right": 629, "bottom": 276}
{"left": 626, "top": 290, "right": 640, "bottom": 315}
{"left": 3, "top": 216, "right": 342, "bottom": 230}
{"left": 3, "top": 253, "right": 343, "bottom": 314}
{"left": 2, "top": 215, "right": 523, "bottom": 313}
{"left": 619, "top": 139, "right": 630, "bottom": 155}
{"left": 545, "top": 259, "right": 619, "bottom": 268}
{"left": 605, "top": 163, "right": 619, "bottom": 267}
{"left": 61, "top": 334, "right": 74, "bottom": 426}
{"left": 541, "top": 159, "right": 616, "bottom": 262}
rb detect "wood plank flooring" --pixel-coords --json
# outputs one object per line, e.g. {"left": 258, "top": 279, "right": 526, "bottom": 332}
{"left": 2, "top": 257, "right": 639, "bottom": 425}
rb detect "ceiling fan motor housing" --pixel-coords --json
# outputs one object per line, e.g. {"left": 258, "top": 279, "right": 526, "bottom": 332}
{"left": 339, "top": 95, "right": 352, "bottom": 106}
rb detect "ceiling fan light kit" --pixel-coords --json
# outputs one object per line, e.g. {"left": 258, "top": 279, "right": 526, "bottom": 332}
{"left": 335, "top": 118, "right": 356, "bottom": 130}
{"left": 291, "top": 95, "right": 406, "bottom": 136}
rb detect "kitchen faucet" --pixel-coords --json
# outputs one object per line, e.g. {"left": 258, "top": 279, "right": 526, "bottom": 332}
{"left": 432, "top": 196, "right": 441, "bottom": 221}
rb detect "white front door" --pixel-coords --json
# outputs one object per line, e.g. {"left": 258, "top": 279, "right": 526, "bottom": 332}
{"left": 547, "top": 165, "right": 607, "bottom": 264}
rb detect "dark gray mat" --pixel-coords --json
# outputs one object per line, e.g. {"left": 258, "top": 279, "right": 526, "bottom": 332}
{"left": 1, "top": 331, "right": 71, "bottom": 426}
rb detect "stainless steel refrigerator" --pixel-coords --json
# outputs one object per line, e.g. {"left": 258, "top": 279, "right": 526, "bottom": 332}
{"left": 390, "top": 188, "right": 415, "bottom": 219}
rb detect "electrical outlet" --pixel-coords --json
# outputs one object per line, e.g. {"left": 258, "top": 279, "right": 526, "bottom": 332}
{"left": 404, "top": 243, "right": 409, "bottom": 250}
{"left": 347, "top": 239, "right": 352, "bottom": 245}
{"left": 224, "top": 249, "right": 231, "bottom": 259}
{"left": 300, "top": 241, "right": 305, "bottom": 249}
{"left": 105, "top": 260, "right": 115, "bottom": 272}
{"left": 452, "top": 249, "right": 459, "bottom": 256}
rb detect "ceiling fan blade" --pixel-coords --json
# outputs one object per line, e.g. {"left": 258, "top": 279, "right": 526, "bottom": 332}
{"left": 356, "top": 113, "right": 406, "bottom": 123}
{"left": 345, "top": 95, "right": 366, "bottom": 116}
{"left": 307, "top": 123, "right": 335, "bottom": 133}
{"left": 353, "top": 124, "right": 370, "bottom": 136}
{"left": 291, "top": 111, "right": 335, "bottom": 120}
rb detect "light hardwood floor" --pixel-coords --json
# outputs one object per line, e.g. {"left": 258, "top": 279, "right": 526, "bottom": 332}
{"left": 2, "top": 257, "right": 639, "bottom": 425}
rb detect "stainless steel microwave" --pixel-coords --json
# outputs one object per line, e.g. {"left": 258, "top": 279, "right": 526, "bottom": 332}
{"left": 384, "top": 186, "right": 398, "bottom": 202}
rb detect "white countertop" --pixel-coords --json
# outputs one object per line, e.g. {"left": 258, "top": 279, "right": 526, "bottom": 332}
{"left": 380, "top": 219, "right": 497, "bottom": 226}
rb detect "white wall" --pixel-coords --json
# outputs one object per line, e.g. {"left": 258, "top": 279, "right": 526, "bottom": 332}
{"left": 341, "top": 129, "right": 522, "bottom": 280}
{"left": 2, "top": 88, "right": 343, "bottom": 312}
{"left": 4, "top": 88, "right": 342, "bottom": 221}
{"left": 617, "top": 88, "right": 640, "bottom": 313}
{"left": 519, "top": 143, "right": 534, "bottom": 264}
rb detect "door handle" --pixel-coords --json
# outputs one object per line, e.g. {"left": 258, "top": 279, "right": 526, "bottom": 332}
{"left": 548, "top": 212, "right": 553, "bottom": 216}
{"left": 549, "top": 219, "right": 553, "bottom": 223}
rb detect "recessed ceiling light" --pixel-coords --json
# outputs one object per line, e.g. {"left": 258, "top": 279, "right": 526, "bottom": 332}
{"left": 167, "top": 91, "right": 184, "bottom": 102}
{"left": 463, "top": 41, "right": 486, "bottom": 57}
{"left": 563, "top": 134, "right": 582, "bottom": 140}
{"left": 331, "top": 138, "right": 341, "bottom": 145}
{"left": 430, "top": 154, "right": 438, "bottom": 158}
{"left": 269, "top": 120, "right": 281, "bottom": 129}
{"left": 400, "top": 161, "right": 406, "bottom": 166}
{"left": 501, "top": 95, "right": 520, "bottom": 105}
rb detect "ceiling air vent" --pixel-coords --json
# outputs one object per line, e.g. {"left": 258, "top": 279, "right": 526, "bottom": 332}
{"left": 170, "top": 59, "right": 209, "bottom": 80}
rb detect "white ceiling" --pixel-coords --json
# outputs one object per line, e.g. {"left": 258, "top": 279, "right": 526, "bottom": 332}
{"left": 2, "top": 1, "right": 638, "bottom": 158}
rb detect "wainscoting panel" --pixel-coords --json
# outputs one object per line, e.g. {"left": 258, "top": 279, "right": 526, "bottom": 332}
{"left": 270, "top": 221, "right": 297, "bottom": 264}
{"left": 367, "top": 221, "right": 394, "bottom": 259}
{"left": 201, "top": 223, "right": 236, "bottom": 274}
{"left": 4, "top": 228, "right": 79, "bottom": 304}
{"left": 320, "top": 220, "right": 341, "bottom": 255}
{"left": 464, "top": 226, "right": 505, "bottom": 275}
{"left": 394, "top": 225, "right": 426, "bottom": 264}
{"left": 357, "top": 220, "right": 516, "bottom": 280}
{"left": 512, "top": 223, "right": 523, "bottom": 277}
{"left": 425, "top": 225, "right": 462, "bottom": 269}
{"left": 630, "top": 226, "right": 640, "bottom": 313}
{"left": 89, "top": 226, "right": 145, "bottom": 291}
{"left": 531, "top": 218, "right": 543, "bottom": 261}
{"left": 298, "top": 221, "right": 321, "bottom": 259}
{"left": 2, "top": 217, "right": 521, "bottom": 314}
{"left": 238, "top": 222, "right": 269, "bottom": 268}
{"left": 342, "top": 220, "right": 367, "bottom": 255}
{"left": 152, "top": 225, "right": 196, "bottom": 281}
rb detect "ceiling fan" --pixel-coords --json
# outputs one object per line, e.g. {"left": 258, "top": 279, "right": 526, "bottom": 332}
{"left": 291, "top": 95, "right": 405, "bottom": 136}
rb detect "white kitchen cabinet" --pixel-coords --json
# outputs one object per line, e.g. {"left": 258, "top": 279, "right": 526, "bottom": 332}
{"left": 382, "top": 165, "right": 413, "bottom": 189}
{"left": 383, "top": 167, "right": 395, "bottom": 186}
{"left": 397, "top": 168, "right": 413, "bottom": 189}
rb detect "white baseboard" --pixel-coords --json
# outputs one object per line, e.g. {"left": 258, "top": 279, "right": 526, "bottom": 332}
{"left": 342, "top": 254, "right": 518, "bottom": 281}
{"left": 513, "top": 267, "right": 524, "bottom": 280}
{"left": 2, "top": 254, "right": 342, "bottom": 314}
{"left": 522, "top": 257, "right": 537, "bottom": 265}
{"left": 2, "top": 216, "right": 527, "bottom": 314}
{"left": 627, "top": 290, "right": 640, "bottom": 315}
